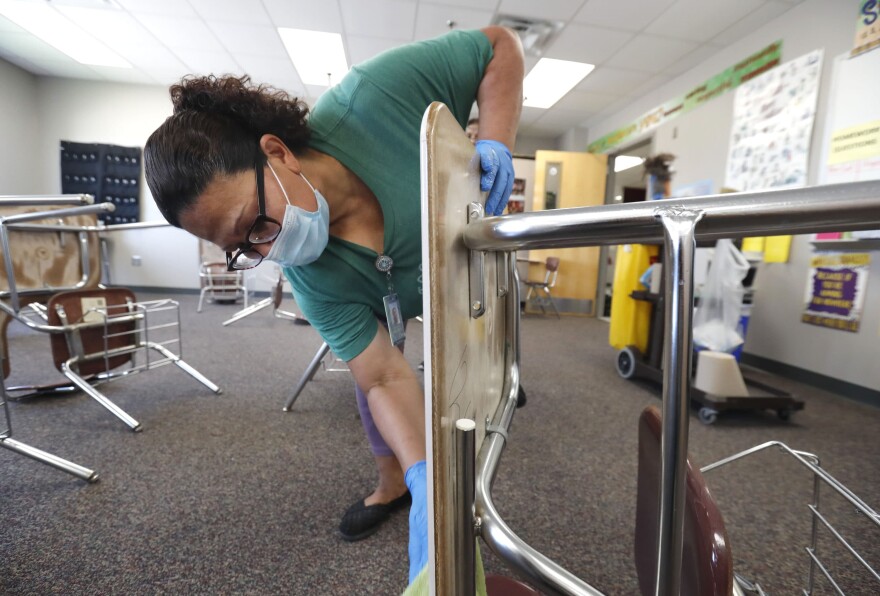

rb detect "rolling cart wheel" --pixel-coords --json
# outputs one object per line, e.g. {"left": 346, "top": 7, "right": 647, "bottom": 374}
{"left": 698, "top": 407, "right": 718, "bottom": 425}
{"left": 777, "top": 408, "right": 792, "bottom": 421}
{"left": 616, "top": 346, "right": 638, "bottom": 379}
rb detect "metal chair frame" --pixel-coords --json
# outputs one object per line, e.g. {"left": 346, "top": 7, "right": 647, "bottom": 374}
{"left": 222, "top": 268, "right": 305, "bottom": 327}
{"left": 281, "top": 341, "right": 350, "bottom": 412}
{"left": 523, "top": 256, "right": 561, "bottom": 318}
{"left": 455, "top": 175, "right": 880, "bottom": 595}
{"left": 197, "top": 261, "right": 248, "bottom": 313}
{"left": 0, "top": 198, "right": 222, "bottom": 441}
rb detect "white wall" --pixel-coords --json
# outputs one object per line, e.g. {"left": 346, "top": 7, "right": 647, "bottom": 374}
{"left": 514, "top": 134, "right": 560, "bottom": 157}
{"left": 31, "top": 77, "right": 200, "bottom": 290}
{"left": 584, "top": 0, "right": 880, "bottom": 393}
{"left": 0, "top": 59, "right": 40, "bottom": 194}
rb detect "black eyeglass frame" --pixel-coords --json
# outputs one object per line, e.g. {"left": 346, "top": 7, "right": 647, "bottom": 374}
{"left": 225, "top": 156, "right": 282, "bottom": 271}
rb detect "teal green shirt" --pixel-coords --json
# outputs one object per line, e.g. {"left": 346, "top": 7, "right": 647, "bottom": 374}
{"left": 284, "top": 30, "right": 493, "bottom": 361}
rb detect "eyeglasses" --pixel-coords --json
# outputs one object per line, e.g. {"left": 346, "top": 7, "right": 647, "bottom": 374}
{"left": 226, "top": 158, "right": 282, "bottom": 271}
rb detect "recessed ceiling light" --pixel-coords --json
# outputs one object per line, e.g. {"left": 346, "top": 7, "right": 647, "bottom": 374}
{"left": 523, "top": 58, "right": 594, "bottom": 109}
{"left": 0, "top": 0, "right": 131, "bottom": 68}
{"left": 278, "top": 28, "right": 348, "bottom": 87}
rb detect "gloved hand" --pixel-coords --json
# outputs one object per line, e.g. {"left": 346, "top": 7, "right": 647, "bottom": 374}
{"left": 475, "top": 140, "right": 514, "bottom": 216}
{"left": 405, "top": 460, "right": 428, "bottom": 584}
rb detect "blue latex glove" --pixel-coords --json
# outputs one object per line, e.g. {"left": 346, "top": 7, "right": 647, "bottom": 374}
{"left": 405, "top": 460, "right": 428, "bottom": 584}
{"left": 475, "top": 140, "right": 514, "bottom": 216}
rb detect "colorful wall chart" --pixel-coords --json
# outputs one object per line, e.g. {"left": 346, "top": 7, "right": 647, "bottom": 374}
{"left": 802, "top": 252, "right": 870, "bottom": 333}
{"left": 725, "top": 49, "right": 823, "bottom": 192}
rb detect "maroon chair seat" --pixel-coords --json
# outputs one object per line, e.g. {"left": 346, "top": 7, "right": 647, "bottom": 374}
{"left": 634, "top": 406, "right": 733, "bottom": 595}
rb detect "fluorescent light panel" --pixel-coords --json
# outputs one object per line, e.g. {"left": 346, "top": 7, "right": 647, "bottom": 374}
{"left": 0, "top": 0, "right": 130, "bottom": 68}
{"left": 523, "top": 58, "right": 594, "bottom": 109}
{"left": 614, "top": 155, "right": 645, "bottom": 173}
{"left": 278, "top": 28, "right": 348, "bottom": 87}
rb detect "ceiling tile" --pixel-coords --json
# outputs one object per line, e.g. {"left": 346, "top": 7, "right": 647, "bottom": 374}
{"left": 27, "top": 56, "right": 103, "bottom": 79}
{"left": 206, "top": 23, "right": 288, "bottom": 58}
{"left": 605, "top": 34, "right": 699, "bottom": 72}
{"left": 232, "top": 54, "right": 306, "bottom": 97}
{"left": 576, "top": 66, "right": 651, "bottom": 95}
{"left": 661, "top": 43, "right": 725, "bottom": 77}
{"left": 133, "top": 14, "right": 224, "bottom": 51}
{"left": 115, "top": 0, "right": 198, "bottom": 18}
{"left": 172, "top": 49, "right": 242, "bottom": 77}
{"left": 0, "top": 31, "right": 72, "bottom": 64}
{"left": 261, "top": 0, "right": 344, "bottom": 32}
{"left": 0, "top": 14, "right": 26, "bottom": 33}
{"left": 119, "top": 44, "right": 188, "bottom": 74}
{"left": 644, "top": 0, "right": 765, "bottom": 43}
{"left": 529, "top": 108, "right": 591, "bottom": 136}
{"left": 87, "top": 65, "right": 158, "bottom": 84}
{"left": 141, "top": 67, "right": 190, "bottom": 87}
{"left": 552, "top": 89, "right": 622, "bottom": 113}
{"left": 346, "top": 35, "right": 403, "bottom": 67}
{"left": 544, "top": 23, "right": 633, "bottom": 65}
{"left": 188, "top": 0, "right": 271, "bottom": 26}
{"left": 523, "top": 55, "right": 540, "bottom": 74}
{"left": 518, "top": 106, "right": 545, "bottom": 126}
{"left": 52, "top": 6, "right": 170, "bottom": 68}
{"left": 713, "top": 1, "right": 794, "bottom": 46}
{"left": 340, "top": 0, "right": 417, "bottom": 40}
{"left": 626, "top": 73, "right": 673, "bottom": 99}
{"left": 305, "top": 83, "right": 330, "bottom": 99}
{"left": 574, "top": 0, "right": 677, "bottom": 32}
{"left": 414, "top": 3, "right": 494, "bottom": 41}
{"left": 497, "top": 0, "right": 583, "bottom": 22}
{"left": 428, "top": 0, "right": 498, "bottom": 10}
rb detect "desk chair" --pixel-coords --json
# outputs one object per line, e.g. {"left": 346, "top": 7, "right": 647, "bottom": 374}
{"left": 223, "top": 266, "right": 306, "bottom": 327}
{"left": 0, "top": 199, "right": 222, "bottom": 434}
{"left": 523, "top": 256, "right": 561, "bottom": 318}
{"left": 1, "top": 320, "right": 97, "bottom": 482}
{"left": 44, "top": 287, "right": 222, "bottom": 431}
{"left": 197, "top": 240, "right": 247, "bottom": 312}
{"left": 634, "top": 406, "right": 734, "bottom": 595}
{"left": 281, "top": 341, "right": 349, "bottom": 411}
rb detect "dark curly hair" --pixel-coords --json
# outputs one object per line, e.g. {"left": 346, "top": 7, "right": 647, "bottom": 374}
{"left": 144, "top": 75, "right": 310, "bottom": 227}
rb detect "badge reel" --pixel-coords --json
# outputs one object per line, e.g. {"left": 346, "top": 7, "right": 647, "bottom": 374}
{"left": 376, "top": 254, "right": 405, "bottom": 346}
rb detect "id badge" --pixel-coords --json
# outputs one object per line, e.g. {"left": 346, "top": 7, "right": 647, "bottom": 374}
{"left": 383, "top": 293, "right": 406, "bottom": 345}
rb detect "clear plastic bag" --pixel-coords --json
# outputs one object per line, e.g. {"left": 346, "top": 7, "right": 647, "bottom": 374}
{"left": 693, "top": 239, "right": 750, "bottom": 352}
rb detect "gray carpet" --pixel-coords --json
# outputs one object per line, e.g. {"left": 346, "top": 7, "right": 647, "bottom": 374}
{"left": 1, "top": 291, "right": 878, "bottom": 595}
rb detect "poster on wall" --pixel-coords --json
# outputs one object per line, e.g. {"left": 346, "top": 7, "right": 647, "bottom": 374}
{"left": 852, "top": 0, "right": 880, "bottom": 57}
{"left": 802, "top": 252, "right": 870, "bottom": 333}
{"left": 725, "top": 50, "right": 824, "bottom": 192}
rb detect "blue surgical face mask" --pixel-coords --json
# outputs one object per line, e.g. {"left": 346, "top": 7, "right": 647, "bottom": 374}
{"left": 264, "top": 162, "right": 330, "bottom": 268}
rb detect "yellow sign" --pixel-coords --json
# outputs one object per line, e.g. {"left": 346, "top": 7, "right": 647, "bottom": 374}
{"left": 740, "top": 235, "right": 791, "bottom": 263}
{"left": 764, "top": 236, "right": 792, "bottom": 263}
{"left": 811, "top": 252, "right": 871, "bottom": 268}
{"left": 828, "top": 120, "right": 880, "bottom": 165}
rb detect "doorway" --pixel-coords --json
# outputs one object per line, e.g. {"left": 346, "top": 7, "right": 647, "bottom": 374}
{"left": 595, "top": 138, "right": 653, "bottom": 322}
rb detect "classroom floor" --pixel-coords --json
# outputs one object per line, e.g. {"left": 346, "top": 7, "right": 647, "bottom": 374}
{"left": 1, "top": 291, "right": 878, "bottom": 595}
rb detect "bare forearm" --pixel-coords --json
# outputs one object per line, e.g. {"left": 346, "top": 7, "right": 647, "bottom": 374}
{"left": 477, "top": 26, "right": 524, "bottom": 150}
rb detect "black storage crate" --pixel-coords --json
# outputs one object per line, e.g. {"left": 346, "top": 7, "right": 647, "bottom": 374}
{"left": 60, "top": 141, "right": 142, "bottom": 224}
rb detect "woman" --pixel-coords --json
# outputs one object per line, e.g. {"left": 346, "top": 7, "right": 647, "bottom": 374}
{"left": 145, "top": 26, "right": 523, "bottom": 584}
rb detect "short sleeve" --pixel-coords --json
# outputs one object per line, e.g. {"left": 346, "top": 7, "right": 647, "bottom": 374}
{"left": 289, "top": 284, "right": 379, "bottom": 362}
{"left": 352, "top": 30, "right": 493, "bottom": 125}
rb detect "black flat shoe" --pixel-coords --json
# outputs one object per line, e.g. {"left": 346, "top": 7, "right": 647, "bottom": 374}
{"left": 339, "top": 491, "right": 411, "bottom": 542}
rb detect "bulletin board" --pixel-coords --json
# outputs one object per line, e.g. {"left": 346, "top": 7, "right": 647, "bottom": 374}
{"left": 819, "top": 48, "right": 880, "bottom": 186}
